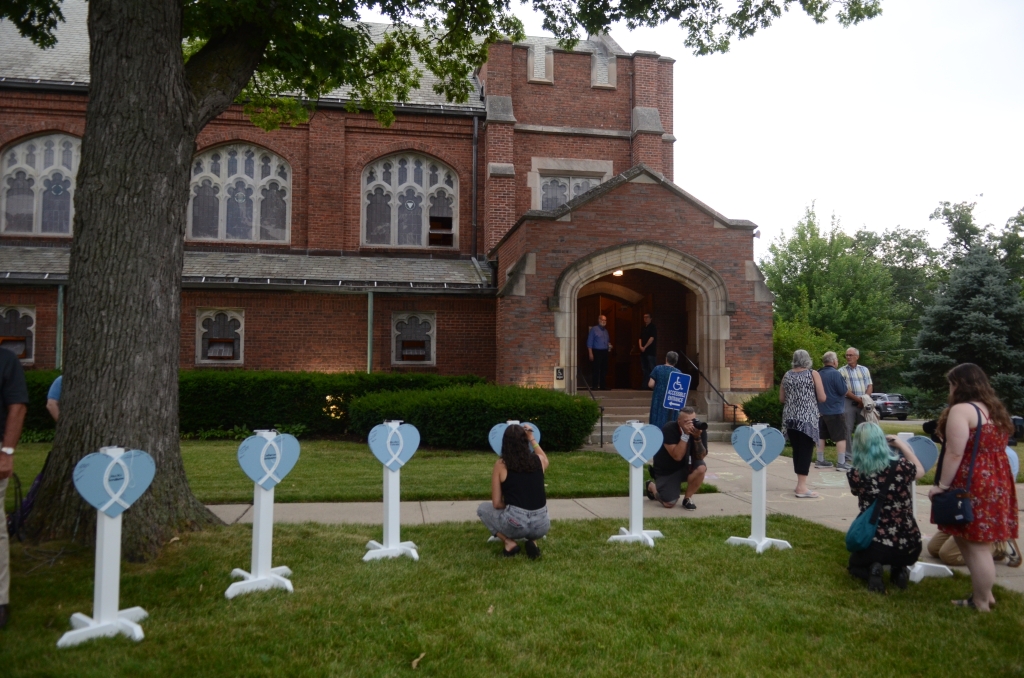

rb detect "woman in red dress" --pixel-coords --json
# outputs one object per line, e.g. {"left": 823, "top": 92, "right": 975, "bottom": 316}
{"left": 929, "top": 363, "right": 1020, "bottom": 611}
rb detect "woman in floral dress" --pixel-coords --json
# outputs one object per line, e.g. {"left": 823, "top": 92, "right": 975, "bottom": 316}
{"left": 929, "top": 363, "right": 1019, "bottom": 611}
{"left": 847, "top": 423, "right": 925, "bottom": 593}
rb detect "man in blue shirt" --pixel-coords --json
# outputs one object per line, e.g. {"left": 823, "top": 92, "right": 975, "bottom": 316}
{"left": 586, "top": 315, "right": 612, "bottom": 390}
{"left": 0, "top": 345, "right": 29, "bottom": 630}
{"left": 816, "top": 351, "right": 848, "bottom": 470}
{"left": 46, "top": 375, "right": 62, "bottom": 421}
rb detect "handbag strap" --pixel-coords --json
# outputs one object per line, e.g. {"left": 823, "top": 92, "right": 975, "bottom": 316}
{"left": 934, "top": 403, "right": 983, "bottom": 488}
{"left": 869, "top": 460, "right": 899, "bottom": 524}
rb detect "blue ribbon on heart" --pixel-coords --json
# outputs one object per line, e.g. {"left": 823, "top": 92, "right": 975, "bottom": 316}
{"left": 731, "top": 426, "right": 786, "bottom": 471}
{"left": 612, "top": 422, "right": 664, "bottom": 468}
{"left": 237, "top": 433, "right": 300, "bottom": 490}
{"left": 368, "top": 422, "right": 420, "bottom": 471}
{"left": 906, "top": 435, "right": 939, "bottom": 474}
{"left": 488, "top": 422, "right": 542, "bottom": 455}
{"left": 73, "top": 448, "right": 156, "bottom": 518}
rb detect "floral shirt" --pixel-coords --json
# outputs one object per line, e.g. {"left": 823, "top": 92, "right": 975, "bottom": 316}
{"left": 847, "top": 458, "right": 921, "bottom": 552}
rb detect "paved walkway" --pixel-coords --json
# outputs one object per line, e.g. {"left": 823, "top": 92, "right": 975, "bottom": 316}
{"left": 208, "top": 441, "right": 1024, "bottom": 593}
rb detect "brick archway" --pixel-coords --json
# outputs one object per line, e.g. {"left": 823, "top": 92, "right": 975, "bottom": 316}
{"left": 552, "top": 241, "right": 731, "bottom": 420}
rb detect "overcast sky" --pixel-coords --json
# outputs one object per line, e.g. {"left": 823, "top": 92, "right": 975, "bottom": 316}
{"left": 506, "top": 0, "right": 1024, "bottom": 261}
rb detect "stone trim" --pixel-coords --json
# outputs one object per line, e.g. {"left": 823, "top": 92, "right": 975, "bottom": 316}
{"left": 526, "top": 45, "right": 553, "bottom": 84}
{"left": 526, "top": 157, "right": 615, "bottom": 211}
{"left": 514, "top": 124, "right": 630, "bottom": 139}
{"left": 488, "top": 162, "right": 515, "bottom": 178}
{"left": 485, "top": 95, "right": 516, "bottom": 123}
{"left": 631, "top": 107, "right": 664, "bottom": 135}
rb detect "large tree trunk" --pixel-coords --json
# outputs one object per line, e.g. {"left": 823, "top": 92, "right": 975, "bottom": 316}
{"left": 28, "top": 0, "right": 215, "bottom": 560}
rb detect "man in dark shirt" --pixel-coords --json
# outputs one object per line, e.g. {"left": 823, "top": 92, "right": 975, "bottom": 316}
{"left": 639, "top": 313, "right": 657, "bottom": 389}
{"left": 0, "top": 346, "right": 29, "bottom": 630}
{"left": 645, "top": 406, "right": 707, "bottom": 510}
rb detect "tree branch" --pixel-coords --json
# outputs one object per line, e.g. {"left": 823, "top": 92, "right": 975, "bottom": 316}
{"left": 184, "top": 26, "right": 269, "bottom": 131}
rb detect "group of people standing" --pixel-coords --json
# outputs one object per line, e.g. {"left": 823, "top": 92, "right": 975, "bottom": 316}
{"left": 781, "top": 351, "right": 1020, "bottom": 609}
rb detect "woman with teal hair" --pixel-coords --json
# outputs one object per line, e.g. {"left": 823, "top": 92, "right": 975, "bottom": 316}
{"left": 846, "top": 422, "right": 925, "bottom": 593}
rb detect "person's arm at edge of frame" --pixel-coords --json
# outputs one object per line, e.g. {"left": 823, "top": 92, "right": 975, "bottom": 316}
{"left": 0, "top": 403, "right": 27, "bottom": 479}
{"left": 46, "top": 398, "right": 59, "bottom": 421}
{"left": 887, "top": 436, "right": 925, "bottom": 480}
{"left": 928, "top": 402, "right": 973, "bottom": 498}
{"left": 491, "top": 458, "right": 506, "bottom": 509}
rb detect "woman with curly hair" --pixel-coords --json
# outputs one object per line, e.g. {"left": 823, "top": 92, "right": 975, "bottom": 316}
{"left": 846, "top": 422, "right": 924, "bottom": 593}
{"left": 928, "top": 363, "right": 1019, "bottom": 611}
{"left": 477, "top": 424, "right": 550, "bottom": 559}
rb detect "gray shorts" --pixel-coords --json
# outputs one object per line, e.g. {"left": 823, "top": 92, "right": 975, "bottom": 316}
{"left": 651, "top": 460, "right": 706, "bottom": 505}
{"left": 819, "top": 413, "right": 847, "bottom": 442}
{"left": 477, "top": 503, "right": 550, "bottom": 541}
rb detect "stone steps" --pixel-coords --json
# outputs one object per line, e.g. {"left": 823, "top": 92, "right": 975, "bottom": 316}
{"left": 582, "top": 390, "right": 736, "bottom": 446}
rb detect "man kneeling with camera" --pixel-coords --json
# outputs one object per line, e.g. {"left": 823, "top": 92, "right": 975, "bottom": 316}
{"left": 646, "top": 406, "right": 708, "bottom": 510}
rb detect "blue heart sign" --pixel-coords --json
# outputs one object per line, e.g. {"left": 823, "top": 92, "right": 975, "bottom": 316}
{"left": 368, "top": 421, "right": 420, "bottom": 471}
{"left": 612, "top": 421, "right": 664, "bottom": 468}
{"left": 73, "top": 447, "right": 156, "bottom": 518}
{"left": 731, "top": 425, "right": 786, "bottom": 471}
{"left": 488, "top": 421, "right": 542, "bottom": 455}
{"left": 906, "top": 435, "right": 939, "bottom": 474}
{"left": 237, "top": 433, "right": 300, "bottom": 490}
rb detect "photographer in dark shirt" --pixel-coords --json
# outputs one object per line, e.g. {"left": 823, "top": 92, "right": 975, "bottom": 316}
{"left": 645, "top": 406, "right": 708, "bottom": 510}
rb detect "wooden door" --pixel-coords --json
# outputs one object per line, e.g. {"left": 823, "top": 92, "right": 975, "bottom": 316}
{"left": 577, "top": 295, "right": 601, "bottom": 389}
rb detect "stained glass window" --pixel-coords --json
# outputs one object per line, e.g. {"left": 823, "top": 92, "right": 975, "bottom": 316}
{"left": 198, "top": 309, "right": 244, "bottom": 364}
{"left": 362, "top": 153, "right": 458, "bottom": 248}
{"left": 1, "top": 134, "right": 80, "bottom": 235}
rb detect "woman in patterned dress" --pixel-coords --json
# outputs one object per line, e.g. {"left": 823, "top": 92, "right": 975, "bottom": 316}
{"left": 779, "top": 350, "right": 826, "bottom": 498}
{"left": 847, "top": 423, "right": 925, "bottom": 593}
{"left": 928, "top": 363, "right": 1019, "bottom": 611}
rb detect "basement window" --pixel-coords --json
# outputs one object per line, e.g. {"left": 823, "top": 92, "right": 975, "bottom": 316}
{"left": 392, "top": 312, "right": 436, "bottom": 366}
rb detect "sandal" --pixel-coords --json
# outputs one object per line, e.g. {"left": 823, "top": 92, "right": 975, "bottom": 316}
{"left": 951, "top": 596, "right": 976, "bottom": 609}
{"left": 794, "top": 491, "right": 819, "bottom": 499}
{"left": 502, "top": 544, "right": 521, "bottom": 558}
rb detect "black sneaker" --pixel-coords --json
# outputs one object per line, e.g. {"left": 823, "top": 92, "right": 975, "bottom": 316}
{"left": 681, "top": 498, "right": 697, "bottom": 511}
{"left": 892, "top": 566, "right": 910, "bottom": 590}
{"left": 868, "top": 563, "right": 886, "bottom": 594}
{"left": 502, "top": 544, "right": 521, "bottom": 558}
{"left": 645, "top": 480, "right": 656, "bottom": 501}
{"left": 525, "top": 540, "right": 541, "bottom": 560}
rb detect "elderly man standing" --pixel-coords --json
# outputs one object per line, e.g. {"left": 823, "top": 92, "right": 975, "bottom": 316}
{"left": 838, "top": 346, "right": 872, "bottom": 471}
{"left": 816, "top": 351, "right": 848, "bottom": 469}
{"left": 586, "top": 314, "right": 612, "bottom": 390}
{"left": 0, "top": 345, "right": 29, "bottom": 630}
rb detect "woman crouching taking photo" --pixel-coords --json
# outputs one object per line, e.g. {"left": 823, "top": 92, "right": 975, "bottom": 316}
{"left": 847, "top": 422, "right": 925, "bottom": 593}
{"left": 477, "top": 424, "right": 550, "bottom": 559}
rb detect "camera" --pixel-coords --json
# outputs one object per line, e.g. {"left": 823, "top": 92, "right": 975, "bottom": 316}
{"left": 691, "top": 419, "right": 709, "bottom": 432}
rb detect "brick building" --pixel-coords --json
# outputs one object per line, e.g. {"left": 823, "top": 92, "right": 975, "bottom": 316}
{"left": 0, "top": 3, "right": 773, "bottom": 419}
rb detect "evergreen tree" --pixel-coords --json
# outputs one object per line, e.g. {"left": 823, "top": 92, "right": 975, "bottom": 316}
{"left": 905, "top": 248, "right": 1024, "bottom": 411}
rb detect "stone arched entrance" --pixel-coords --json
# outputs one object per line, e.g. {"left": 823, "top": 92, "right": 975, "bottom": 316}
{"left": 552, "top": 241, "right": 731, "bottom": 420}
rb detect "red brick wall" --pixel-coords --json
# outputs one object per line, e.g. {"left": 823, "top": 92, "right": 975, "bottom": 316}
{"left": 0, "top": 286, "right": 59, "bottom": 370}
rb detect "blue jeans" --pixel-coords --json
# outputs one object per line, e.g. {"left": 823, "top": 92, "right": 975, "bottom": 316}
{"left": 477, "top": 503, "right": 550, "bottom": 541}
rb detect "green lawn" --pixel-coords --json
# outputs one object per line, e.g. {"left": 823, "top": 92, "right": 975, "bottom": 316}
{"left": 3, "top": 516, "right": 1022, "bottom": 677}
{"left": 6, "top": 441, "right": 715, "bottom": 511}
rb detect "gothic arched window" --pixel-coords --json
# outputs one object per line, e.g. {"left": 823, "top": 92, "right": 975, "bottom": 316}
{"left": 392, "top": 312, "right": 436, "bottom": 365}
{"left": 196, "top": 308, "right": 244, "bottom": 364}
{"left": 1, "top": 134, "right": 80, "bottom": 236}
{"left": 362, "top": 153, "right": 458, "bottom": 248}
{"left": 187, "top": 144, "right": 291, "bottom": 243}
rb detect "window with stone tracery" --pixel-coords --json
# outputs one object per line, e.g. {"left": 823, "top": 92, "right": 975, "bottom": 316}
{"left": 392, "top": 312, "right": 436, "bottom": 365}
{"left": 1, "top": 134, "right": 80, "bottom": 236}
{"left": 363, "top": 154, "right": 457, "bottom": 248}
{"left": 188, "top": 144, "right": 290, "bottom": 243}
{"left": 196, "top": 308, "right": 244, "bottom": 365}
{"left": 539, "top": 175, "right": 601, "bottom": 210}
{"left": 0, "top": 306, "right": 35, "bottom": 364}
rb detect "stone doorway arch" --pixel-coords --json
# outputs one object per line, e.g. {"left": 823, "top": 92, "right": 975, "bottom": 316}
{"left": 552, "top": 241, "right": 732, "bottom": 420}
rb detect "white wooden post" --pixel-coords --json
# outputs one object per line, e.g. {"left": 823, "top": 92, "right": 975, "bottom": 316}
{"left": 607, "top": 463, "right": 664, "bottom": 547}
{"left": 226, "top": 431, "right": 294, "bottom": 598}
{"left": 58, "top": 447, "right": 150, "bottom": 648}
{"left": 727, "top": 424, "right": 792, "bottom": 553}
{"left": 896, "top": 431, "right": 954, "bottom": 583}
{"left": 365, "top": 421, "right": 419, "bottom": 561}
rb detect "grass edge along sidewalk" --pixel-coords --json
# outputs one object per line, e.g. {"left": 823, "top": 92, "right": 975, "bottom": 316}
{"left": 3, "top": 516, "right": 1022, "bottom": 677}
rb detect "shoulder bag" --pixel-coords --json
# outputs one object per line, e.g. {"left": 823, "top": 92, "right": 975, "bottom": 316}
{"left": 846, "top": 461, "right": 898, "bottom": 552}
{"left": 931, "top": 404, "right": 982, "bottom": 527}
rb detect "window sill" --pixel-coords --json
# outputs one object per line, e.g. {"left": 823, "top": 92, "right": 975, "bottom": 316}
{"left": 359, "top": 246, "right": 461, "bottom": 258}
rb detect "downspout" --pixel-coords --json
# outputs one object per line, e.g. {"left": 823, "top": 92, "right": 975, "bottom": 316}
{"left": 628, "top": 62, "right": 634, "bottom": 166}
{"left": 471, "top": 115, "right": 479, "bottom": 259}
{"left": 55, "top": 284, "right": 65, "bottom": 370}
{"left": 366, "top": 291, "right": 374, "bottom": 374}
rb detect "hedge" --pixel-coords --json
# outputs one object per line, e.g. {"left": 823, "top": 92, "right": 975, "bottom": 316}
{"left": 178, "top": 371, "right": 484, "bottom": 434}
{"left": 21, "top": 370, "right": 484, "bottom": 436}
{"left": 349, "top": 385, "right": 602, "bottom": 451}
{"left": 739, "top": 388, "right": 783, "bottom": 430}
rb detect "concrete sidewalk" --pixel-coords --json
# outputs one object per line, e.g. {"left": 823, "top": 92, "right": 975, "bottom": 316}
{"left": 207, "top": 441, "right": 1024, "bottom": 593}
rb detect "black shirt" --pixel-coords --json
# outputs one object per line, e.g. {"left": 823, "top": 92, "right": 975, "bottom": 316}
{"left": 652, "top": 420, "right": 707, "bottom": 475}
{"left": 0, "top": 348, "right": 29, "bottom": 435}
{"left": 501, "top": 467, "right": 547, "bottom": 511}
{"left": 640, "top": 323, "right": 657, "bottom": 357}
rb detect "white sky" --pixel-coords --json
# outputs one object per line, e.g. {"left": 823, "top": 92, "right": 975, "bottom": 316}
{"left": 364, "top": 1, "right": 1024, "bottom": 261}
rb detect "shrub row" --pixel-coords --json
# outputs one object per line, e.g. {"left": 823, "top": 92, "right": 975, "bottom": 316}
{"left": 739, "top": 388, "right": 783, "bottom": 431}
{"left": 21, "top": 370, "right": 484, "bottom": 435}
{"left": 349, "top": 385, "right": 602, "bottom": 451}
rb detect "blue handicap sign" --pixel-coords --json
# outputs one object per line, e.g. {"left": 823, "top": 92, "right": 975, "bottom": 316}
{"left": 662, "top": 372, "right": 691, "bottom": 411}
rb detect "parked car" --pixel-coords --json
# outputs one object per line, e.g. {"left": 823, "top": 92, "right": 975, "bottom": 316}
{"left": 871, "top": 393, "right": 910, "bottom": 420}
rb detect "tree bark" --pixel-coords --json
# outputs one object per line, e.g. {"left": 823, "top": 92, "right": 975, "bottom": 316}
{"left": 27, "top": 0, "right": 265, "bottom": 560}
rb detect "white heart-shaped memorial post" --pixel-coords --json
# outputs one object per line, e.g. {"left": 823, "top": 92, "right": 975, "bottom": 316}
{"left": 725, "top": 424, "right": 792, "bottom": 553}
{"left": 608, "top": 421, "right": 665, "bottom": 547}
{"left": 364, "top": 421, "right": 420, "bottom": 561}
